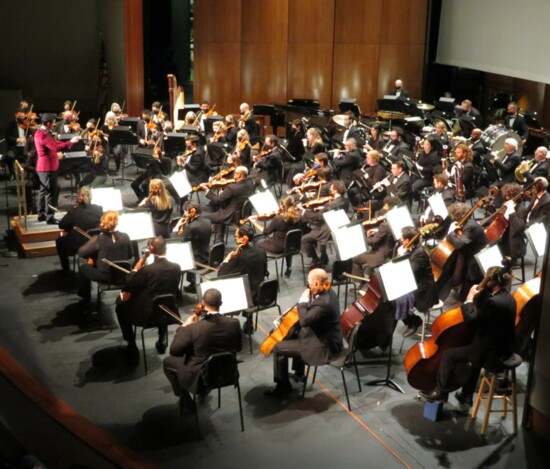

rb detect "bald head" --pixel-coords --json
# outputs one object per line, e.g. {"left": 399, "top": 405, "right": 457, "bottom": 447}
{"left": 471, "top": 128, "right": 482, "bottom": 139}
{"left": 395, "top": 79, "right": 403, "bottom": 89}
{"left": 308, "top": 268, "right": 328, "bottom": 285}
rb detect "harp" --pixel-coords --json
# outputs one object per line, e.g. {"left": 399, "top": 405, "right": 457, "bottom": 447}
{"left": 167, "top": 74, "right": 185, "bottom": 130}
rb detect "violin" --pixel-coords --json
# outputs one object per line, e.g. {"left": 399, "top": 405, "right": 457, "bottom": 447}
{"left": 238, "top": 139, "right": 249, "bottom": 152}
{"left": 146, "top": 119, "right": 158, "bottom": 132}
{"left": 239, "top": 210, "right": 279, "bottom": 225}
{"left": 239, "top": 110, "right": 251, "bottom": 125}
{"left": 211, "top": 166, "right": 235, "bottom": 181}
{"left": 223, "top": 241, "right": 247, "bottom": 264}
{"left": 301, "top": 195, "right": 334, "bottom": 210}
{"left": 176, "top": 148, "right": 196, "bottom": 166}
{"left": 193, "top": 179, "right": 235, "bottom": 191}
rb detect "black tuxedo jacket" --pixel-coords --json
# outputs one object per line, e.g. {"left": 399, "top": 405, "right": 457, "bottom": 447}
{"left": 525, "top": 191, "right": 550, "bottom": 224}
{"left": 524, "top": 159, "right": 549, "bottom": 183}
{"left": 332, "top": 149, "right": 362, "bottom": 186}
{"left": 184, "top": 147, "right": 211, "bottom": 185}
{"left": 169, "top": 314, "right": 243, "bottom": 393}
{"left": 409, "top": 245, "right": 438, "bottom": 312}
{"left": 204, "top": 178, "right": 255, "bottom": 224}
{"left": 493, "top": 152, "right": 520, "bottom": 184}
{"left": 298, "top": 289, "right": 343, "bottom": 365}
{"left": 504, "top": 114, "right": 529, "bottom": 141}
{"left": 180, "top": 216, "right": 212, "bottom": 264}
{"left": 388, "top": 172, "right": 412, "bottom": 206}
{"left": 58, "top": 203, "right": 103, "bottom": 250}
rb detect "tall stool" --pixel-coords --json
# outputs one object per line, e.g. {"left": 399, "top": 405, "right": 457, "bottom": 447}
{"left": 471, "top": 353, "right": 522, "bottom": 435}
{"left": 418, "top": 300, "right": 444, "bottom": 341}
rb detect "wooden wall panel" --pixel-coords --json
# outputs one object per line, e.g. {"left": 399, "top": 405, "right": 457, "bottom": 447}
{"left": 194, "top": 0, "right": 241, "bottom": 43}
{"left": 332, "top": 44, "right": 380, "bottom": 111}
{"left": 241, "top": 0, "right": 288, "bottom": 43}
{"left": 241, "top": 42, "right": 288, "bottom": 105}
{"left": 334, "top": 0, "right": 382, "bottom": 44}
{"left": 124, "top": 0, "right": 143, "bottom": 116}
{"left": 194, "top": 42, "right": 241, "bottom": 115}
{"left": 288, "top": 0, "right": 335, "bottom": 43}
{"left": 378, "top": 44, "right": 425, "bottom": 99}
{"left": 288, "top": 44, "right": 334, "bottom": 107}
{"left": 380, "top": 0, "right": 428, "bottom": 45}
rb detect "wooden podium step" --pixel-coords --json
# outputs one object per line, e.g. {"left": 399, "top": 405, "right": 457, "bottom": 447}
{"left": 11, "top": 214, "right": 66, "bottom": 258}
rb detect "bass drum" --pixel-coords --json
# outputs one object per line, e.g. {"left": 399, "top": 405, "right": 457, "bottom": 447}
{"left": 480, "top": 124, "right": 523, "bottom": 157}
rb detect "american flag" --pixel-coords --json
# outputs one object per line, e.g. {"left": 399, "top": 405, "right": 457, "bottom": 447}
{"left": 98, "top": 39, "right": 109, "bottom": 114}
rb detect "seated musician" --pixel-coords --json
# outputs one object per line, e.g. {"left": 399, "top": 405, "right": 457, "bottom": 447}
{"left": 304, "top": 127, "right": 326, "bottom": 157}
{"left": 137, "top": 109, "right": 154, "bottom": 147}
{"left": 390, "top": 79, "right": 409, "bottom": 99}
{"left": 228, "top": 129, "right": 252, "bottom": 169}
{"left": 348, "top": 150, "right": 388, "bottom": 209}
{"left": 116, "top": 236, "right": 182, "bottom": 358}
{"left": 80, "top": 123, "right": 109, "bottom": 189}
{"left": 352, "top": 196, "right": 400, "bottom": 286}
{"left": 412, "top": 138, "right": 440, "bottom": 202}
{"left": 5, "top": 106, "right": 32, "bottom": 180}
{"left": 151, "top": 101, "right": 166, "bottom": 125}
{"left": 265, "top": 268, "right": 343, "bottom": 397}
{"left": 522, "top": 177, "right": 550, "bottom": 225}
{"left": 285, "top": 119, "right": 306, "bottom": 165}
{"left": 300, "top": 181, "right": 348, "bottom": 267}
{"left": 364, "top": 125, "right": 385, "bottom": 153}
{"left": 519, "top": 147, "right": 549, "bottom": 184}
{"left": 381, "top": 127, "right": 409, "bottom": 163}
{"left": 419, "top": 173, "right": 455, "bottom": 238}
{"left": 419, "top": 265, "right": 516, "bottom": 405}
{"left": 394, "top": 226, "right": 438, "bottom": 337}
{"left": 201, "top": 166, "right": 255, "bottom": 233}
{"left": 386, "top": 161, "right": 412, "bottom": 208}
{"left": 331, "top": 137, "right": 362, "bottom": 187}
{"left": 209, "top": 121, "right": 227, "bottom": 143}
{"left": 429, "top": 121, "right": 450, "bottom": 150}
{"left": 217, "top": 224, "right": 268, "bottom": 333}
{"left": 224, "top": 114, "right": 238, "bottom": 147}
{"left": 289, "top": 153, "right": 331, "bottom": 192}
{"left": 55, "top": 110, "right": 79, "bottom": 135}
{"left": 251, "top": 134, "right": 283, "bottom": 186}
{"left": 238, "top": 102, "right": 258, "bottom": 144}
{"left": 56, "top": 186, "right": 103, "bottom": 275}
{"left": 138, "top": 179, "right": 174, "bottom": 238}
{"left": 341, "top": 111, "right": 364, "bottom": 146}
{"left": 177, "top": 135, "right": 210, "bottom": 187}
{"left": 488, "top": 138, "right": 521, "bottom": 186}
{"left": 448, "top": 143, "right": 475, "bottom": 200}
{"left": 184, "top": 111, "right": 196, "bottom": 126}
{"left": 163, "top": 288, "right": 242, "bottom": 409}
{"left": 174, "top": 201, "right": 212, "bottom": 294}
{"left": 468, "top": 128, "right": 486, "bottom": 168}
{"left": 256, "top": 196, "right": 302, "bottom": 278}
{"left": 445, "top": 202, "right": 487, "bottom": 301}
{"left": 76, "top": 210, "right": 133, "bottom": 307}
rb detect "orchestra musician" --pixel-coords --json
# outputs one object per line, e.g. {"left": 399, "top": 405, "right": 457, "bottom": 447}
{"left": 411, "top": 137, "right": 440, "bottom": 202}
{"left": 5, "top": 106, "right": 33, "bottom": 180}
{"left": 35, "top": 113, "right": 80, "bottom": 224}
{"left": 102, "top": 111, "right": 123, "bottom": 172}
{"left": 80, "top": 122, "right": 108, "bottom": 189}
{"left": 352, "top": 196, "right": 401, "bottom": 286}
{"left": 489, "top": 138, "right": 521, "bottom": 186}
{"left": 456, "top": 99, "right": 483, "bottom": 136}
{"left": 445, "top": 202, "right": 488, "bottom": 301}
{"left": 76, "top": 210, "right": 133, "bottom": 307}
{"left": 519, "top": 147, "right": 549, "bottom": 184}
{"left": 364, "top": 125, "right": 385, "bottom": 153}
{"left": 151, "top": 101, "right": 166, "bottom": 125}
{"left": 138, "top": 179, "right": 174, "bottom": 238}
{"left": 286, "top": 119, "right": 306, "bottom": 164}
{"left": 523, "top": 177, "right": 550, "bottom": 225}
{"left": 419, "top": 265, "right": 516, "bottom": 406}
{"left": 393, "top": 226, "right": 438, "bottom": 337}
{"left": 390, "top": 79, "right": 410, "bottom": 99}
{"left": 504, "top": 102, "right": 529, "bottom": 146}
{"left": 430, "top": 121, "right": 450, "bottom": 152}
{"left": 110, "top": 102, "right": 126, "bottom": 122}
{"left": 386, "top": 161, "right": 413, "bottom": 208}
{"left": 238, "top": 103, "right": 258, "bottom": 144}
{"left": 300, "top": 181, "right": 348, "bottom": 267}
{"left": 304, "top": 127, "right": 326, "bottom": 156}
{"left": 331, "top": 138, "right": 362, "bottom": 187}
{"left": 448, "top": 143, "right": 474, "bottom": 200}
{"left": 348, "top": 150, "right": 388, "bottom": 209}
{"left": 178, "top": 135, "right": 210, "bottom": 187}
{"left": 289, "top": 153, "right": 331, "bottom": 190}
{"left": 115, "top": 236, "right": 182, "bottom": 358}
{"left": 419, "top": 173, "right": 455, "bottom": 237}
{"left": 341, "top": 111, "right": 364, "bottom": 146}
{"left": 174, "top": 201, "right": 212, "bottom": 294}
{"left": 228, "top": 129, "right": 252, "bottom": 169}
{"left": 55, "top": 186, "right": 103, "bottom": 275}
{"left": 217, "top": 224, "right": 268, "bottom": 333}
{"left": 251, "top": 134, "right": 283, "bottom": 186}
{"left": 381, "top": 128, "right": 409, "bottom": 162}
{"left": 264, "top": 268, "right": 343, "bottom": 397}
{"left": 468, "top": 128, "right": 487, "bottom": 167}
{"left": 55, "top": 110, "right": 79, "bottom": 135}
{"left": 163, "top": 288, "right": 242, "bottom": 410}
{"left": 23, "top": 135, "right": 39, "bottom": 214}
{"left": 224, "top": 114, "right": 238, "bottom": 147}
{"left": 137, "top": 109, "right": 154, "bottom": 147}
{"left": 256, "top": 196, "right": 303, "bottom": 278}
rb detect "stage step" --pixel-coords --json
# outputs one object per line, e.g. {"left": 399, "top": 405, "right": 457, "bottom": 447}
{"left": 11, "top": 214, "right": 66, "bottom": 258}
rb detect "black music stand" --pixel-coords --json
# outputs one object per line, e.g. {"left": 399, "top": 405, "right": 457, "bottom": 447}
{"left": 120, "top": 117, "right": 139, "bottom": 133}
{"left": 60, "top": 151, "right": 90, "bottom": 200}
{"left": 110, "top": 126, "right": 138, "bottom": 184}
{"left": 132, "top": 148, "right": 159, "bottom": 175}
{"left": 339, "top": 98, "right": 361, "bottom": 116}
{"left": 204, "top": 115, "right": 223, "bottom": 136}
{"left": 164, "top": 133, "right": 187, "bottom": 153}
{"left": 365, "top": 260, "right": 416, "bottom": 394}
{"left": 206, "top": 142, "right": 229, "bottom": 169}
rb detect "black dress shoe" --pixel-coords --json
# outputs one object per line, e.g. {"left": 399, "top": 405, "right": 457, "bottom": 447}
{"left": 455, "top": 391, "right": 473, "bottom": 406}
{"left": 46, "top": 218, "right": 60, "bottom": 225}
{"left": 284, "top": 268, "right": 292, "bottom": 278}
{"left": 290, "top": 373, "right": 306, "bottom": 384}
{"left": 242, "top": 321, "right": 254, "bottom": 335}
{"left": 264, "top": 384, "right": 293, "bottom": 397}
{"left": 403, "top": 324, "right": 420, "bottom": 338}
{"left": 419, "top": 389, "right": 448, "bottom": 403}
{"left": 183, "top": 283, "right": 196, "bottom": 294}
{"left": 155, "top": 340, "right": 167, "bottom": 354}
{"left": 37, "top": 215, "right": 46, "bottom": 222}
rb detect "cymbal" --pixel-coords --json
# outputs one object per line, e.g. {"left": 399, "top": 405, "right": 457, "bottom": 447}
{"left": 417, "top": 103, "right": 435, "bottom": 111}
{"left": 332, "top": 114, "right": 346, "bottom": 126}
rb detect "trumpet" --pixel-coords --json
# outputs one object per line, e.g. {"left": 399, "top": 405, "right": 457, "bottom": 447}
{"left": 515, "top": 158, "right": 535, "bottom": 183}
{"left": 489, "top": 148, "right": 505, "bottom": 162}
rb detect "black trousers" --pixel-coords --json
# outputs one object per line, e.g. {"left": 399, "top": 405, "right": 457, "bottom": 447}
{"left": 437, "top": 345, "right": 479, "bottom": 395}
{"left": 273, "top": 339, "right": 304, "bottom": 386}
{"left": 37, "top": 171, "right": 59, "bottom": 219}
{"left": 77, "top": 264, "right": 109, "bottom": 301}
{"left": 115, "top": 300, "right": 167, "bottom": 345}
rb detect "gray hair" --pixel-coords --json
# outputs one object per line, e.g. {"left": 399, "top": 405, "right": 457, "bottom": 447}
{"left": 504, "top": 138, "right": 518, "bottom": 150}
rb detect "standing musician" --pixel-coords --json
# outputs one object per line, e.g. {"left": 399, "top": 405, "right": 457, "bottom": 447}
{"left": 177, "top": 135, "right": 210, "bottom": 187}
{"left": 522, "top": 177, "right": 550, "bottom": 225}
{"left": 445, "top": 202, "right": 488, "bottom": 301}
{"left": 300, "top": 181, "right": 348, "bottom": 267}
{"left": 264, "top": 268, "right": 343, "bottom": 397}
{"left": 76, "top": 210, "right": 133, "bottom": 307}
{"left": 519, "top": 147, "right": 549, "bottom": 184}
{"left": 200, "top": 166, "right": 255, "bottom": 231}
{"left": 238, "top": 103, "right": 258, "bottom": 144}
{"left": 489, "top": 138, "right": 521, "bottom": 186}
{"left": 138, "top": 179, "right": 174, "bottom": 238}
{"left": 419, "top": 265, "right": 516, "bottom": 405}
{"left": 23, "top": 134, "right": 40, "bottom": 214}
{"left": 352, "top": 195, "right": 400, "bottom": 286}
{"left": 35, "top": 113, "right": 80, "bottom": 224}
{"left": 115, "top": 236, "right": 182, "bottom": 358}
{"left": 393, "top": 226, "right": 438, "bottom": 337}
{"left": 163, "top": 288, "right": 242, "bottom": 410}
{"left": 174, "top": 201, "right": 212, "bottom": 294}
{"left": 381, "top": 128, "right": 409, "bottom": 162}
{"left": 331, "top": 137, "right": 362, "bottom": 187}
{"left": 5, "top": 106, "right": 34, "bottom": 180}
{"left": 55, "top": 186, "right": 103, "bottom": 275}
{"left": 102, "top": 111, "right": 123, "bottom": 173}
{"left": 504, "top": 102, "right": 529, "bottom": 146}
{"left": 217, "top": 225, "right": 267, "bottom": 333}
{"left": 256, "top": 196, "right": 302, "bottom": 278}
{"left": 412, "top": 138, "right": 440, "bottom": 202}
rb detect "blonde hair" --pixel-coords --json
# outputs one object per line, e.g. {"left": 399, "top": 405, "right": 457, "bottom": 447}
{"left": 99, "top": 210, "right": 119, "bottom": 232}
{"left": 367, "top": 150, "right": 381, "bottom": 163}
{"left": 280, "top": 196, "right": 301, "bottom": 224}
{"left": 149, "top": 179, "right": 172, "bottom": 211}
{"left": 307, "top": 128, "right": 323, "bottom": 146}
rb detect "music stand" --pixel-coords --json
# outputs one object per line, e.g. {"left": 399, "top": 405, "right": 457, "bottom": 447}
{"left": 198, "top": 275, "right": 253, "bottom": 314}
{"left": 323, "top": 208, "right": 350, "bottom": 233}
{"left": 331, "top": 222, "right": 367, "bottom": 261}
{"left": 427, "top": 192, "right": 448, "bottom": 219}
{"left": 168, "top": 170, "right": 193, "bottom": 199}
{"left": 204, "top": 115, "right": 223, "bottom": 136}
{"left": 526, "top": 221, "right": 547, "bottom": 258}
{"left": 91, "top": 187, "right": 123, "bottom": 212}
{"left": 339, "top": 99, "right": 361, "bottom": 116}
{"left": 117, "top": 211, "right": 156, "bottom": 241}
{"left": 474, "top": 243, "right": 503, "bottom": 275}
{"left": 434, "top": 97, "right": 456, "bottom": 118}
{"left": 249, "top": 190, "right": 279, "bottom": 215}
{"left": 164, "top": 133, "right": 187, "bottom": 153}
{"left": 206, "top": 142, "right": 229, "bottom": 168}
{"left": 147, "top": 239, "right": 195, "bottom": 271}
{"left": 177, "top": 105, "right": 201, "bottom": 121}
{"left": 110, "top": 126, "right": 138, "bottom": 184}
{"left": 367, "top": 257, "right": 418, "bottom": 393}
{"left": 120, "top": 117, "right": 139, "bottom": 133}
{"left": 60, "top": 151, "right": 90, "bottom": 200}
{"left": 385, "top": 204, "right": 415, "bottom": 240}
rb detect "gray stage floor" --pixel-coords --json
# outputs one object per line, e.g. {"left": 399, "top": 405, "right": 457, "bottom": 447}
{"left": 0, "top": 171, "right": 548, "bottom": 468}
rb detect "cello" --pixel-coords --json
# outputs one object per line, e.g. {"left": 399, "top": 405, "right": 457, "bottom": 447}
{"left": 513, "top": 272, "right": 541, "bottom": 357}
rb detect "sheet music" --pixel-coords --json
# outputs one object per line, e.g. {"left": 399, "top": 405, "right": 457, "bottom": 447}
{"left": 385, "top": 205, "right": 415, "bottom": 240}
{"left": 474, "top": 244, "right": 503, "bottom": 275}
{"left": 249, "top": 190, "right": 279, "bottom": 215}
{"left": 91, "top": 187, "right": 123, "bottom": 212}
{"left": 378, "top": 259, "right": 417, "bottom": 301}
{"left": 526, "top": 222, "right": 547, "bottom": 258}
{"left": 199, "top": 276, "right": 252, "bottom": 314}
{"left": 169, "top": 171, "right": 193, "bottom": 198}
{"left": 428, "top": 192, "right": 448, "bottom": 219}
{"left": 333, "top": 223, "right": 367, "bottom": 260}
{"left": 117, "top": 212, "right": 156, "bottom": 240}
{"left": 146, "top": 241, "right": 195, "bottom": 271}
{"left": 323, "top": 209, "right": 350, "bottom": 233}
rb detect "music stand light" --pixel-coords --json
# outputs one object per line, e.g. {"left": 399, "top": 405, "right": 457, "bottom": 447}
{"left": 198, "top": 275, "right": 253, "bottom": 314}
